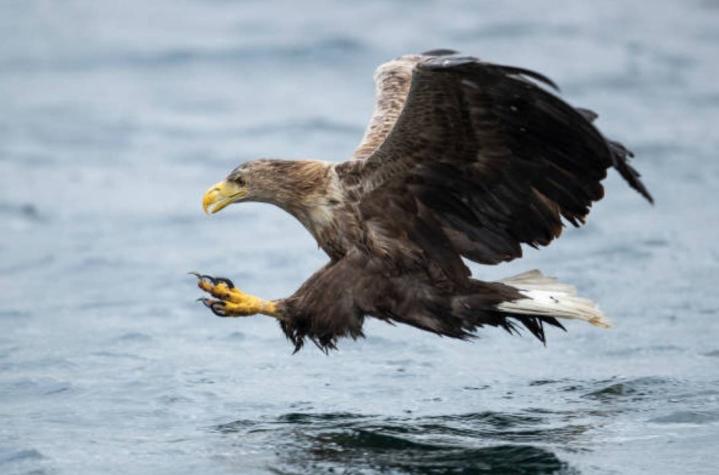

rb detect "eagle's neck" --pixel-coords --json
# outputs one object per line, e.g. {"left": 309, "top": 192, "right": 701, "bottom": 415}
{"left": 263, "top": 160, "right": 349, "bottom": 259}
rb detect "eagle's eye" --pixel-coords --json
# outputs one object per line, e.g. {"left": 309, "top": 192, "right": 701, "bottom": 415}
{"left": 235, "top": 176, "right": 247, "bottom": 187}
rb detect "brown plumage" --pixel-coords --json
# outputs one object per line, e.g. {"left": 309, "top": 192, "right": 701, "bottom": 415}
{"left": 197, "top": 50, "right": 652, "bottom": 352}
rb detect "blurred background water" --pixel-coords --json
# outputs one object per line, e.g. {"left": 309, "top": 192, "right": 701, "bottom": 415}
{"left": 1, "top": 0, "right": 718, "bottom": 473}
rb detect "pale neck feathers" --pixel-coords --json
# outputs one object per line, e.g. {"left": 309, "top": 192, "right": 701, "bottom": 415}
{"left": 254, "top": 160, "right": 344, "bottom": 248}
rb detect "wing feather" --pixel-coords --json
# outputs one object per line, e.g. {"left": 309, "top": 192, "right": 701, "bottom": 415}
{"left": 341, "top": 54, "right": 652, "bottom": 265}
{"left": 351, "top": 51, "right": 457, "bottom": 161}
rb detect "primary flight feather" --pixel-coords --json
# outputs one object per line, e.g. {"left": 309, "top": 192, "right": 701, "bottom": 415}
{"left": 195, "top": 50, "right": 652, "bottom": 352}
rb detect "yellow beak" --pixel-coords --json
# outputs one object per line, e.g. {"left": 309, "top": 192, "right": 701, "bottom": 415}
{"left": 202, "top": 180, "right": 247, "bottom": 214}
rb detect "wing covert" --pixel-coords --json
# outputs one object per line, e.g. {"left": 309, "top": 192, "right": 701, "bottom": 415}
{"left": 351, "top": 50, "right": 457, "bottom": 161}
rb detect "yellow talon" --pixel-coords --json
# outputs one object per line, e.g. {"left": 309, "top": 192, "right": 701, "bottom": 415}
{"left": 220, "top": 298, "right": 278, "bottom": 317}
{"left": 194, "top": 273, "right": 280, "bottom": 318}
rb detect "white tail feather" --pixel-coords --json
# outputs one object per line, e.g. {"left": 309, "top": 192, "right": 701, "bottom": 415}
{"left": 497, "top": 270, "right": 610, "bottom": 328}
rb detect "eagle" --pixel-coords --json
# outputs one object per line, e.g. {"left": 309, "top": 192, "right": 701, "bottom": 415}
{"left": 194, "top": 49, "right": 652, "bottom": 352}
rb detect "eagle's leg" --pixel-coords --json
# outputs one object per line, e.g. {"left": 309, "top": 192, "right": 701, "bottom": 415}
{"left": 191, "top": 273, "right": 282, "bottom": 319}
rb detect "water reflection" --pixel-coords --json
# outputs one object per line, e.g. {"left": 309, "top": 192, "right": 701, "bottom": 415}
{"left": 215, "top": 412, "right": 580, "bottom": 474}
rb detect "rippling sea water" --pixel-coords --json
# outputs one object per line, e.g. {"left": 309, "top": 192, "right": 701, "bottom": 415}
{"left": 1, "top": 1, "right": 718, "bottom": 473}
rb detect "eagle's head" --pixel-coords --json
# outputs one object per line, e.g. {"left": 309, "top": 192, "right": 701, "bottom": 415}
{"left": 202, "top": 159, "right": 330, "bottom": 214}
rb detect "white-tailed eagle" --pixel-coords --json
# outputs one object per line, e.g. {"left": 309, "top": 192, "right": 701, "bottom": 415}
{"left": 194, "top": 50, "right": 652, "bottom": 352}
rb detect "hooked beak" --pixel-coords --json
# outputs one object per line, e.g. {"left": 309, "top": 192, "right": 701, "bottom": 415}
{"left": 202, "top": 180, "right": 247, "bottom": 214}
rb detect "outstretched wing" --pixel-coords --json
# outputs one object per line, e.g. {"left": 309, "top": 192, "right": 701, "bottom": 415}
{"left": 351, "top": 50, "right": 457, "bottom": 160}
{"left": 342, "top": 54, "right": 652, "bottom": 265}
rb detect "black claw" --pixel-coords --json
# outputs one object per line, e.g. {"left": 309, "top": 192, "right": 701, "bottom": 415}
{"left": 189, "top": 272, "right": 216, "bottom": 284}
{"left": 197, "top": 297, "right": 228, "bottom": 317}
{"left": 214, "top": 277, "right": 235, "bottom": 288}
{"left": 210, "top": 302, "right": 228, "bottom": 317}
{"left": 190, "top": 272, "right": 235, "bottom": 289}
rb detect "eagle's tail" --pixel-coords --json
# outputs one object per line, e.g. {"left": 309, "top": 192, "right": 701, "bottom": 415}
{"left": 496, "top": 269, "right": 610, "bottom": 329}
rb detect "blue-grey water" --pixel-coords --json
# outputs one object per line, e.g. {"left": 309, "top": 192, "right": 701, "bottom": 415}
{"left": 1, "top": 1, "right": 718, "bottom": 473}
